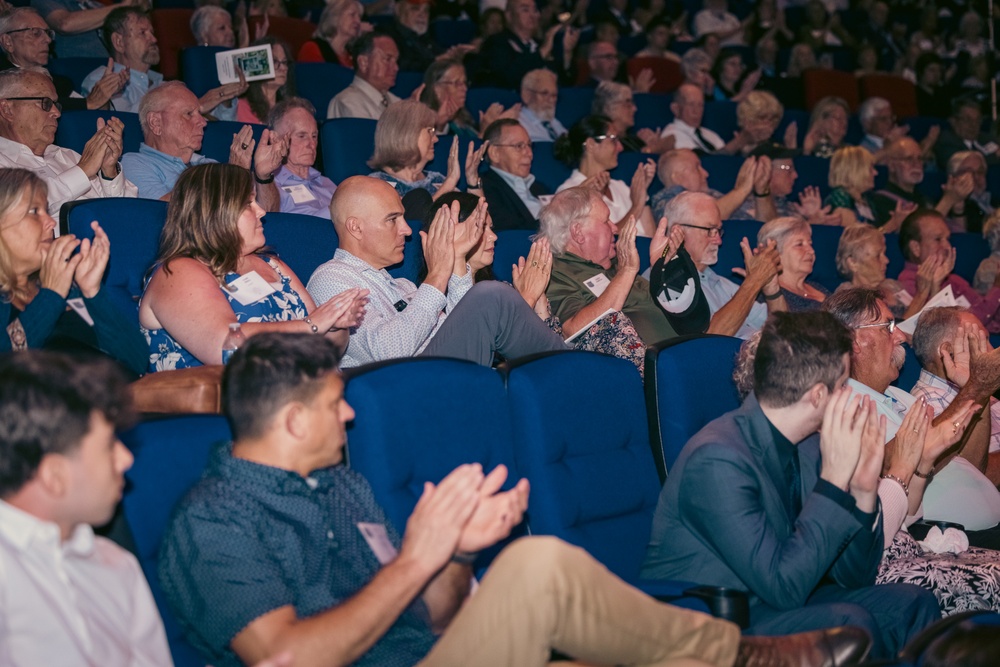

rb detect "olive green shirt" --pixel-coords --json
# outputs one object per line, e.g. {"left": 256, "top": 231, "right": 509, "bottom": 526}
{"left": 547, "top": 252, "right": 677, "bottom": 345}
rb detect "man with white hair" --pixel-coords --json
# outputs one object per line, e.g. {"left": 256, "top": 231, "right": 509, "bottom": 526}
{"left": 518, "top": 68, "right": 566, "bottom": 142}
{"left": 122, "top": 80, "right": 283, "bottom": 207}
{"left": 858, "top": 97, "right": 901, "bottom": 155}
{"left": 0, "top": 68, "right": 136, "bottom": 216}
{"left": 665, "top": 191, "right": 786, "bottom": 338}
{"left": 652, "top": 148, "right": 775, "bottom": 222}
{"left": 270, "top": 97, "right": 337, "bottom": 218}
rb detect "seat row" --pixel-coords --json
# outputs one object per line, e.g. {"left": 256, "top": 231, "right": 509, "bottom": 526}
{"left": 121, "top": 345, "right": 747, "bottom": 665}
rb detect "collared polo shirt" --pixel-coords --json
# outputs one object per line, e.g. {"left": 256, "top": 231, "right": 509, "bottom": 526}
{"left": 121, "top": 142, "right": 216, "bottom": 200}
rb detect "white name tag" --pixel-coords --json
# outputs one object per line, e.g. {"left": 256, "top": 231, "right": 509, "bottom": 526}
{"left": 584, "top": 272, "right": 610, "bottom": 297}
{"left": 357, "top": 522, "right": 398, "bottom": 565}
{"left": 66, "top": 298, "right": 93, "bottom": 326}
{"left": 282, "top": 184, "right": 317, "bottom": 204}
{"left": 226, "top": 271, "right": 276, "bottom": 306}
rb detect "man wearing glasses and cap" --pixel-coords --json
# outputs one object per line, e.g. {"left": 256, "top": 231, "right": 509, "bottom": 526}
{"left": 0, "top": 68, "right": 136, "bottom": 216}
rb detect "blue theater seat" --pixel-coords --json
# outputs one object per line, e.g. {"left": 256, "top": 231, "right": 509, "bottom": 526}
{"left": 530, "top": 141, "right": 572, "bottom": 193}
{"left": 56, "top": 110, "right": 142, "bottom": 156}
{"left": 200, "top": 120, "right": 266, "bottom": 163}
{"left": 644, "top": 334, "right": 745, "bottom": 480}
{"left": 179, "top": 46, "right": 227, "bottom": 97}
{"left": 59, "top": 198, "right": 168, "bottom": 328}
{"left": 49, "top": 56, "right": 108, "bottom": 90}
{"left": 262, "top": 211, "right": 339, "bottom": 281}
{"left": 320, "top": 117, "right": 377, "bottom": 184}
{"left": 556, "top": 87, "right": 595, "bottom": 128}
{"left": 121, "top": 414, "right": 233, "bottom": 667}
{"left": 492, "top": 229, "right": 534, "bottom": 284}
{"left": 295, "top": 63, "right": 355, "bottom": 118}
{"left": 344, "top": 357, "right": 524, "bottom": 569}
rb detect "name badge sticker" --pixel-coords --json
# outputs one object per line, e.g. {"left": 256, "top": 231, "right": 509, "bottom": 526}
{"left": 226, "top": 271, "right": 277, "bottom": 306}
{"left": 282, "top": 184, "right": 318, "bottom": 204}
{"left": 584, "top": 273, "right": 611, "bottom": 297}
{"left": 357, "top": 522, "right": 398, "bottom": 565}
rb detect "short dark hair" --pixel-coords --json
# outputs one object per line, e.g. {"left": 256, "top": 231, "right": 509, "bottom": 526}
{"left": 898, "top": 207, "right": 941, "bottom": 261}
{"left": 552, "top": 114, "right": 612, "bottom": 167}
{"left": 0, "top": 351, "right": 131, "bottom": 497}
{"left": 222, "top": 333, "right": 343, "bottom": 441}
{"left": 951, "top": 96, "right": 982, "bottom": 118}
{"left": 349, "top": 30, "right": 395, "bottom": 64}
{"left": 754, "top": 312, "right": 852, "bottom": 408}
{"left": 482, "top": 118, "right": 521, "bottom": 147}
{"left": 102, "top": 7, "right": 149, "bottom": 54}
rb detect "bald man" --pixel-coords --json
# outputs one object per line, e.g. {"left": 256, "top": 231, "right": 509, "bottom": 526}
{"left": 306, "top": 176, "right": 567, "bottom": 367}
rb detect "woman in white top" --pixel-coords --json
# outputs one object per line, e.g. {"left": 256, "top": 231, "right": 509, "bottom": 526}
{"left": 552, "top": 114, "right": 656, "bottom": 237}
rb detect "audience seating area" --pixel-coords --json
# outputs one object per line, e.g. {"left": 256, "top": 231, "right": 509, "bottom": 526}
{"left": 124, "top": 348, "right": 734, "bottom": 665}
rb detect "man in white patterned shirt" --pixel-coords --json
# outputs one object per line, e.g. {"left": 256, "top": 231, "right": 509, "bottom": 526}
{"left": 910, "top": 306, "right": 1000, "bottom": 529}
{"left": 306, "top": 176, "right": 567, "bottom": 367}
{"left": 0, "top": 351, "right": 171, "bottom": 666}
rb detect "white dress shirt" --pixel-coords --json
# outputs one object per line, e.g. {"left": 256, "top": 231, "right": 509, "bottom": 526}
{"left": 0, "top": 500, "right": 171, "bottom": 667}
{"left": 326, "top": 76, "right": 401, "bottom": 120}
{"left": 660, "top": 119, "right": 725, "bottom": 153}
{"left": 0, "top": 135, "right": 137, "bottom": 217}
{"left": 557, "top": 169, "right": 634, "bottom": 225}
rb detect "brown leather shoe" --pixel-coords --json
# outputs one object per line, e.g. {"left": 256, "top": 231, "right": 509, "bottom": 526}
{"left": 735, "top": 626, "right": 872, "bottom": 667}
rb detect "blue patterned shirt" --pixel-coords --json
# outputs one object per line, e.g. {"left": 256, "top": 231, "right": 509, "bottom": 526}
{"left": 159, "top": 443, "right": 436, "bottom": 667}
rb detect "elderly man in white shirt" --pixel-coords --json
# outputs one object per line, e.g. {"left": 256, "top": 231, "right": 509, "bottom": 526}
{"left": 661, "top": 84, "right": 743, "bottom": 155}
{"left": 0, "top": 351, "right": 171, "bottom": 667}
{"left": 0, "top": 68, "right": 136, "bottom": 216}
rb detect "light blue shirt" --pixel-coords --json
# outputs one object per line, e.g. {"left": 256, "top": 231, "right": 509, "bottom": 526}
{"left": 275, "top": 166, "right": 337, "bottom": 219}
{"left": 518, "top": 106, "right": 567, "bottom": 143}
{"left": 121, "top": 143, "right": 216, "bottom": 200}
{"left": 81, "top": 63, "right": 163, "bottom": 113}
{"left": 698, "top": 266, "right": 767, "bottom": 339}
{"left": 491, "top": 167, "right": 542, "bottom": 217}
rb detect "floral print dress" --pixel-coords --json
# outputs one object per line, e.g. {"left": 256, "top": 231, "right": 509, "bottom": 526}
{"left": 144, "top": 257, "right": 308, "bottom": 372}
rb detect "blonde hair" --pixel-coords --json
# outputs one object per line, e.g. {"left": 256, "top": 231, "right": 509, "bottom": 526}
{"left": 828, "top": 146, "right": 875, "bottom": 192}
{"left": 0, "top": 168, "right": 45, "bottom": 304}
{"left": 737, "top": 90, "right": 782, "bottom": 128}
{"left": 367, "top": 100, "right": 436, "bottom": 172}
{"left": 155, "top": 163, "right": 255, "bottom": 282}
{"left": 757, "top": 216, "right": 810, "bottom": 253}
{"left": 836, "top": 223, "right": 883, "bottom": 279}
{"left": 315, "top": 0, "right": 363, "bottom": 40}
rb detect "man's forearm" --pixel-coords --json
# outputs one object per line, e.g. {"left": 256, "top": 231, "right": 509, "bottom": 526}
{"left": 706, "top": 276, "right": 768, "bottom": 336}
{"left": 754, "top": 194, "right": 777, "bottom": 222}
{"left": 717, "top": 187, "right": 751, "bottom": 219}
{"left": 421, "top": 561, "right": 472, "bottom": 634}
{"left": 255, "top": 181, "right": 280, "bottom": 212}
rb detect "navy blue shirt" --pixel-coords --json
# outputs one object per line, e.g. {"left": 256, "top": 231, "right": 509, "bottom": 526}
{"left": 159, "top": 444, "right": 437, "bottom": 667}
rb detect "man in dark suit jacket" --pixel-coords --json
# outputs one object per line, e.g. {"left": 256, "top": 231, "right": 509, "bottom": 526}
{"left": 481, "top": 119, "right": 550, "bottom": 232}
{"left": 642, "top": 311, "right": 940, "bottom": 659}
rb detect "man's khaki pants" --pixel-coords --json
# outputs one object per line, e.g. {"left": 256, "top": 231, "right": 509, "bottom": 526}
{"left": 419, "top": 537, "right": 740, "bottom": 667}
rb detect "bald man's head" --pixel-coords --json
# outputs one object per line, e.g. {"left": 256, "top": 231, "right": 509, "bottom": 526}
{"left": 328, "top": 176, "right": 411, "bottom": 269}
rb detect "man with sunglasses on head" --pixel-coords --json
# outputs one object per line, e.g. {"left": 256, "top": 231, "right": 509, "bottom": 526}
{"left": 0, "top": 7, "right": 126, "bottom": 111}
{"left": 0, "top": 68, "right": 136, "bottom": 216}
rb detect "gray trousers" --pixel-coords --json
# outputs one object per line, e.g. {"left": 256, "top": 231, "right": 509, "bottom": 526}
{"left": 420, "top": 281, "right": 569, "bottom": 366}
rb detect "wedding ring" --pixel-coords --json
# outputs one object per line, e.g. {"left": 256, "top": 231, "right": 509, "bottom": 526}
{"left": 531, "top": 260, "right": 538, "bottom": 267}
{"left": 241, "top": 143, "right": 248, "bottom": 150}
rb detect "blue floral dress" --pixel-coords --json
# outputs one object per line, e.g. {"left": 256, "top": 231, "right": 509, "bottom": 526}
{"left": 143, "top": 257, "right": 308, "bottom": 372}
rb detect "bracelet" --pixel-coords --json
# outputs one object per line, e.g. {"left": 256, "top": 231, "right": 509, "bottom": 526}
{"left": 304, "top": 317, "right": 319, "bottom": 334}
{"left": 100, "top": 161, "right": 121, "bottom": 181}
{"left": 763, "top": 290, "right": 782, "bottom": 301}
{"left": 753, "top": 188, "right": 771, "bottom": 197}
{"left": 467, "top": 180, "right": 481, "bottom": 189}
{"left": 912, "top": 467, "right": 934, "bottom": 481}
{"left": 450, "top": 551, "right": 477, "bottom": 565}
{"left": 881, "top": 473, "right": 909, "bottom": 496}
{"left": 254, "top": 171, "right": 275, "bottom": 184}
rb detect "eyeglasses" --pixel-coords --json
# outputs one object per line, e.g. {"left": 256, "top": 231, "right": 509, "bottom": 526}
{"left": 3, "top": 27, "right": 54, "bottom": 40}
{"left": 594, "top": 134, "right": 619, "bottom": 143}
{"left": 493, "top": 142, "right": 532, "bottom": 151}
{"left": 678, "top": 223, "right": 723, "bottom": 238}
{"left": 5, "top": 96, "right": 61, "bottom": 112}
{"left": 854, "top": 319, "right": 897, "bottom": 334}
{"left": 775, "top": 163, "right": 794, "bottom": 171}
{"left": 526, "top": 88, "right": 557, "bottom": 99}
{"left": 273, "top": 58, "right": 290, "bottom": 67}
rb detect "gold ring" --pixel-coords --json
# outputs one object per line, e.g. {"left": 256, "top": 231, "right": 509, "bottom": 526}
{"left": 531, "top": 261, "right": 538, "bottom": 267}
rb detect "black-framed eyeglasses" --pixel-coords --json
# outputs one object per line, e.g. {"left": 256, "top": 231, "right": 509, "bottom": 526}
{"left": 678, "top": 223, "right": 723, "bottom": 238}
{"left": 5, "top": 97, "right": 61, "bottom": 112}
{"left": 3, "top": 27, "right": 55, "bottom": 40}
{"left": 854, "top": 319, "right": 896, "bottom": 334}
